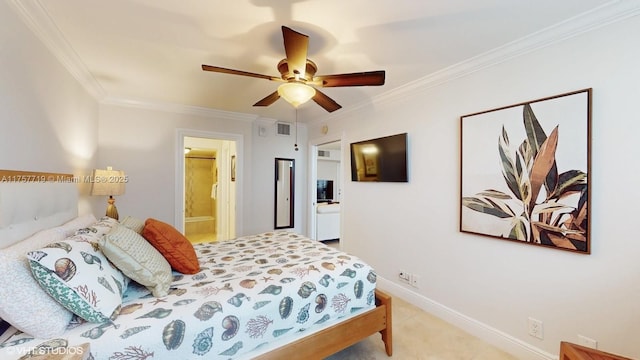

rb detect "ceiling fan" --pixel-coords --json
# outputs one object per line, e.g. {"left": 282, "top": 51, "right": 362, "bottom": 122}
{"left": 202, "top": 26, "right": 386, "bottom": 113}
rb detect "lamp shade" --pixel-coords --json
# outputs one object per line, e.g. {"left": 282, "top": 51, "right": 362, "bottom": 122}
{"left": 90, "top": 168, "right": 126, "bottom": 196}
{"left": 277, "top": 82, "right": 316, "bottom": 107}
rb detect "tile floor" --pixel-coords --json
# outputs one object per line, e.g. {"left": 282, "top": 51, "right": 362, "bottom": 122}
{"left": 186, "top": 232, "right": 217, "bottom": 244}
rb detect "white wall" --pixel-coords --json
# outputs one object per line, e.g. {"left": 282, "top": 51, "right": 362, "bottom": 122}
{"left": 96, "top": 103, "right": 245, "bottom": 228}
{"left": 252, "top": 119, "right": 308, "bottom": 234}
{"left": 97, "top": 104, "right": 308, "bottom": 236}
{"left": 1, "top": 1, "right": 99, "bottom": 215}
{"left": 308, "top": 13, "right": 640, "bottom": 360}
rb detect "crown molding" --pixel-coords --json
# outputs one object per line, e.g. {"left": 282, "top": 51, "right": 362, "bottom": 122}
{"left": 101, "top": 97, "right": 258, "bottom": 122}
{"left": 311, "top": 0, "right": 640, "bottom": 125}
{"left": 11, "top": 0, "right": 639, "bottom": 123}
{"left": 7, "top": 0, "right": 106, "bottom": 100}
{"left": 9, "top": 0, "right": 259, "bottom": 122}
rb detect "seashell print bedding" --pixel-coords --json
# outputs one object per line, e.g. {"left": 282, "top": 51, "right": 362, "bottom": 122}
{"left": 0, "top": 232, "right": 376, "bottom": 359}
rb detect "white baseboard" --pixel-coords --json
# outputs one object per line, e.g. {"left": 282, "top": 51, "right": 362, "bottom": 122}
{"left": 377, "top": 276, "right": 558, "bottom": 360}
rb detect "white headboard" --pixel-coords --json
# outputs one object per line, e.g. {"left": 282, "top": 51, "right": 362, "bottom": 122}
{"left": 0, "top": 170, "right": 78, "bottom": 249}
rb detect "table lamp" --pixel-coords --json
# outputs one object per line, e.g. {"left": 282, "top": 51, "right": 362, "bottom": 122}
{"left": 90, "top": 167, "right": 126, "bottom": 220}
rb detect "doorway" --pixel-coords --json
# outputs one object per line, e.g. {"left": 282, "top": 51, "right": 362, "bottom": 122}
{"left": 309, "top": 138, "right": 343, "bottom": 243}
{"left": 184, "top": 147, "right": 217, "bottom": 243}
{"left": 176, "top": 130, "right": 242, "bottom": 242}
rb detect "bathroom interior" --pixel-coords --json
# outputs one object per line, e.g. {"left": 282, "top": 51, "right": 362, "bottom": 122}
{"left": 184, "top": 147, "right": 218, "bottom": 243}
{"left": 183, "top": 136, "right": 237, "bottom": 244}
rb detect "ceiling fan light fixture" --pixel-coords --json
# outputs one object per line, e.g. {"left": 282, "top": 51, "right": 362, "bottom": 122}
{"left": 201, "top": 26, "right": 384, "bottom": 112}
{"left": 277, "top": 82, "right": 316, "bottom": 107}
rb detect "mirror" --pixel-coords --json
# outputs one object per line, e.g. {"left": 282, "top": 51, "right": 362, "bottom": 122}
{"left": 274, "top": 158, "right": 295, "bottom": 229}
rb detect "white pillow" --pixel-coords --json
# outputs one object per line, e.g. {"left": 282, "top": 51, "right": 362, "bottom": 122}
{"left": 119, "top": 216, "right": 145, "bottom": 234}
{"left": 0, "top": 228, "right": 73, "bottom": 338}
{"left": 2, "top": 214, "right": 96, "bottom": 256}
{"left": 59, "top": 213, "right": 98, "bottom": 237}
{"left": 0, "top": 215, "right": 102, "bottom": 337}
{"left": 72, "top": 216, "right": 118, "bottom": 242}
{"left": 99, "top": 224, "right": 172, "bottom": 297}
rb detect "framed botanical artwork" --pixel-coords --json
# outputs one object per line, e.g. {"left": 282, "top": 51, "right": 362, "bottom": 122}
{"left": 460, "top": 89, "right": 591, "bottom": 253}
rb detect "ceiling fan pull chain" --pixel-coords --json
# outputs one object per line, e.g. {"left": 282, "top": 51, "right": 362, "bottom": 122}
{"left": 294, "top": 109, "right": 299, "bottom": 151}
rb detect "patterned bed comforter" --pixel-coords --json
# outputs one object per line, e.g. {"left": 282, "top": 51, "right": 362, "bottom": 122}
{"left": 1, "top": 231, "right": 377, "bottom": 359}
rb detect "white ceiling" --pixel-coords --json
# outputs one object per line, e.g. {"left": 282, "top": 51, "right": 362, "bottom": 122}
{"left": 13, "top": 0, "right": 617, "bottom": 122}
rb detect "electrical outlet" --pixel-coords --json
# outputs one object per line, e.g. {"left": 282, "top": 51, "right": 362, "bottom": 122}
{"left": 578, "top": 335, "right": 597, "bottom": 349}
{"left": 410, "top": 274, "right": 419, "bottom": 288}
{"left": 398, "top": 270, "right": 410, "bottom": 283}
{"left": 528, "top": 317, "right": 543, "bottom": 339}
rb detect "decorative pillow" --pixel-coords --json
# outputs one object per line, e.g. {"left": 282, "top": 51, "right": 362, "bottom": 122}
{"left": 73, "top": 216, "right": 119, "bottom": 243}
{"left": 119, "top": 215, "right": 145, "bottom": 234}
{"left": 0, "top": 215, "right": 104, "bottom": 338}
{"left": 59, "top": 214, "right": 98, "bottom": 238}
{"left": 27, "top": 238, "right": 127, "bottom": 323}
{"left": 0, "top": 228, "right": 73, "bottom": 338}
{"left": 3, "top": 215, "right": 94, "bottom": 256}
{"left": 142, "top": 218, "right": 200, "bottom": 274}
{"left": 99, "top": 224, "right": 172, "bottom": 297}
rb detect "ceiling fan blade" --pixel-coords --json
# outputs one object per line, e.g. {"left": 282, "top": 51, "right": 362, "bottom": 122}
{"left": 315, "top": 70, "right": 385, "bottom": 87}
{"left": 312, "top": 89, "right": 342, "bottom": 113}
{"left": 202, "top": 64, "right": 281, "bottom": 82}
{"left": 253, "top": 91, "right": 280, "bottom": 107}
{"left": 282, "top": 26, "right": 309, "bottom": 79}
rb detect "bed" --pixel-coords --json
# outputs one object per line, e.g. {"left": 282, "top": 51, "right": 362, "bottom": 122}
{"left": 0, "top": 170, "right": 392, "bottom": 359}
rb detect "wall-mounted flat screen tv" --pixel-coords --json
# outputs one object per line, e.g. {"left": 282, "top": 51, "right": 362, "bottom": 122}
{"left": 350, "top": 133, "right": 408, "bottom": 182}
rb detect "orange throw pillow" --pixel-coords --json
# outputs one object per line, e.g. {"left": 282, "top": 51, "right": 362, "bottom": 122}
{"left": 142, "top": 218, "right": 200, "bottom": 274}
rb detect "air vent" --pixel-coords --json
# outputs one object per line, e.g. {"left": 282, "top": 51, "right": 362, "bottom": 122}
{"left": 318, "top": 150, "right": 330, "bottom": 158}
{"left": 276, "top": 122, "right": 291, "bottom": 136}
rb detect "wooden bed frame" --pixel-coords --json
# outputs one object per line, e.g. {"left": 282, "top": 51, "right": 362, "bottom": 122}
{"left": 256, "top": 289, "right": 393, "bottom": 359}
{"left": 0, "top": 169, "right": 393, "bottom": 359}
